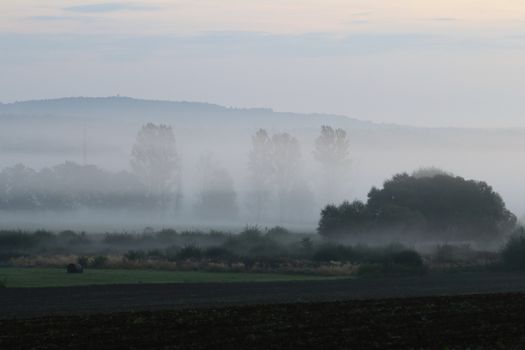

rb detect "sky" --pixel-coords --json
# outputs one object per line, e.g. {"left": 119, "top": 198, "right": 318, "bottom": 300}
{"left": 1, "top": 1, "right": 525, "bottom": 127}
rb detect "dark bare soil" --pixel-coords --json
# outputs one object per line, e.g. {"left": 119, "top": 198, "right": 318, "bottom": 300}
{"left": 2, "top": 271, "right": 525, "bottom": 319}
{"left": 2, "top": 293, "right": 525, "bottom": 349}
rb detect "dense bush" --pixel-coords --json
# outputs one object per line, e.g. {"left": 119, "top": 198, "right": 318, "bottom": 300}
{"left": 165, "top": 245, "right": 182, "bottom": 261}
{"left": 91, "top": 255, "right": 108, "bottom": 268}
{"left": 155, "top": 229, "right": 178, "bottom": 243}
{"left": 0, "top": 230, "right": 58, "bottom": 258}
{"left": 77, "top": 256, "right": 90, "bottom": 267}
{"left": 0, "top": 231, "right": 38, "bottom": 251}
{"left": 431, "top": 244, "right": 478, "bottom": 264}
{"left": 313, "top": 244, "right": 355, "bottom": 262}
{"left": 501, "top": 229, "right": 525, "bottom": 270}
{"left": 223, "top": 227, "right": 275, "bottom": 256}
{"left": 300, "top": 237, "right": 314, "bottom": 254}
{"left": 175, "top": 245, "right": 203, "bottom": 261}
{"left": 356, "top": 249, "right": 425, "bottom": 276}
{"left": 266, "top": 226, "right": 291, "bottom": 240}
{"left": 318, "top": 201, "right": 369, "bottom": 239}
{"left": 0, "top": 227, "right": 438, "bottom": 276}
{"left": 319, "top": 171, "right": 516, "bottom": 241}
{"left": 146, "top": 249, "right": 165, "bottom": 260}
{"left": 311, "top": 243, "right": 423, "bottom": 269}
{"left": 205, "top": 247, "right": 236, "bottom": 261}
{"left": 387, "top": 250, "right": 424, "bottom": 268}
{"left": 124, "top": 250, "right": 147, "bottom": 262}
{"left": 356, "top": 263, "right": 384, "bottom": 276}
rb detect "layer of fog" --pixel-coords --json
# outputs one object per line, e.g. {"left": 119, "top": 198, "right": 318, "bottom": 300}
{"left": 1, "top": 99, "right": 525, "bottom": 233}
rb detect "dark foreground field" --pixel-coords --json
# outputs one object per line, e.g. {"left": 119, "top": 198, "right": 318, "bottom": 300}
{"left": 3, "top": 271, "right": 525, "bottom": 319}
{"left": 4, "top": 272, "right": 525, "bottom": 349}
{"left": 3, "top": 293, "right": 525, "bottom": 349}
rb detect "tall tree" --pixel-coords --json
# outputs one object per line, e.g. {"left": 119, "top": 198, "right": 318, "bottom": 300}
{"left": 271, "top": 132, "right": 301, "bottom": 222}
{"left": 246, "top": 129, "right": 273, "bottom": 222}
{"left": 130, "top": 123, "right": 181, "bottom": 210}
{"left": 314, "top": 125, "right": 351, "bottom": 204}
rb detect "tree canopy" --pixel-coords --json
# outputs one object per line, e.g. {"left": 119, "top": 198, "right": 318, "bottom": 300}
{"left": 319, "top": 171, "right": 516, "bottom": 241}
{"left": 131, "top": 123, "right": 181, "bottom": 210}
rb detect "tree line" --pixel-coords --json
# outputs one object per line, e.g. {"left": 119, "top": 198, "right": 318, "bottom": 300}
{"left": 0, "top": 124, "right": 351, "bottom": 223}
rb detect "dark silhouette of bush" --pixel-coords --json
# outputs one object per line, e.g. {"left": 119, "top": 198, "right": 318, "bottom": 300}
{"left": 357, "top": 249, "right": 425, "bottom": 276}
{"left": 146, "top": 249, "right": 165, "bottom": 260}
{"left": 155, "top": 229, "right": 178, "bottom": 243}
{"left": 319, "top": 172, "right": 516, "bottom": 241}
{"left": 0, "top": 231, "right": 37, "bottom": 251}
{"left": 205, "top": 247, "right": 237, "bottom": 261}
{"left": 165, "top": 245, "right": 182, "bottom": 261}
{"left": 91, "top": 255, "right": 108, "bottom": 268}
{"left": 266, "top": 226, "right": 290, "bottom": 240}
{"left": 176, "top": 230, "right": 229, "bottom": 247}
{"left": 501, "top": 228, "right": 525, "bottom": 270}
{"left": 77, "top": 256, "right": 90, "bottom": 267}
{"left": 356, "top": 263, "right": 384, "bottom": 276}
{"left": 220, "top": 227, "right": 287, "bottom": 258}
{"left": 124, "top": 250, "right": 147, "bottom": 261}
{"left": 388, "top": 250, "right": 424, "bottom": 268}
{"left": 223, "top": 227, "right": 262, "bottom": 253}
{"left": 318, "top": 201, "right": 369, "bottom": 239}
{"left": 311, "top": 242, "right": 424, "bottom": 273}
{"left": 312, "top": 244, "right": 355, "bottom": 262}
{"left": 300, "top": 237, "right": 314, "bottom": 254}
{"left": 0, "top": 230, "right": 60, "bottom": 258}
{"left": 432, "top": 244, "right": 477, "bottom": 264}
{"left": 239, "top": 226, "right": 263, "bottom": 239}
{"left": 248, "top": 240, "right": 284, "bottom": 258}
{"left": 175, "top": 245, "right": 203, "bottom": 261}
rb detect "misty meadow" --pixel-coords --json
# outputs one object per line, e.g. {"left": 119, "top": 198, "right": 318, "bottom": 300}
{"left": 1, "top": 97, "right": 525, "bottom": 278}
{"left": 1, "top": 97, "right": 525, "bottom": 236}
{"left": 4, "top": 1, "right": 525, "bottom": 348}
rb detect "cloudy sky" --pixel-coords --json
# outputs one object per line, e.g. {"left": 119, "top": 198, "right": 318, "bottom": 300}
{"left": 2, "top": 1, "right": 525, "bottom": 127}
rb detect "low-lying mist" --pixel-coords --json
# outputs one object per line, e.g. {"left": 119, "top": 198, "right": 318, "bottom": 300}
{"left": 1, "top": 97, "right": 525, "bottom": 240}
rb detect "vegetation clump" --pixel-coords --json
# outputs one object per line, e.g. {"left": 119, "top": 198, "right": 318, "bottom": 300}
{"left": 1, "top": 223, "right": 521, "bottom": 277}
{"left": 501, "top": 228, "right": 525, "bottom": 270}
{"left": 319, "top": 171, "right": 516, "bottom": 242}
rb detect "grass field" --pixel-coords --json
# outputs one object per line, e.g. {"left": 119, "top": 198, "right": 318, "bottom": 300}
{"left": 0, "top": 267, "right": 341, "bottom": 288}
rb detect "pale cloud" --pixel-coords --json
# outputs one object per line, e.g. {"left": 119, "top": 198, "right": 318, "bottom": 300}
{"left": 3, "top": 1, "right": 525, "bottom": 36}
{"left": 64, "top": 2, "right": 158, "bottom": 13}
{"left": 0, "top": 31, "right": 506, "bottom": 63}
{"left": 430, "top": 18, "right": 458, "bottom": 22}
{"left": 2, "top": 1, "right": 525, "bottom": 127}
{"left": 29, "top": 15, "right": 99, "bottom": 22}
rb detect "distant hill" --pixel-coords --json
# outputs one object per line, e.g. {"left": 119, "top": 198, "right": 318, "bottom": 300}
{"left": 2, "top": 96, "right": 524, "bottom": 151}
{"left": 0, "top": 96, "right": 380, "bottom": 129}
